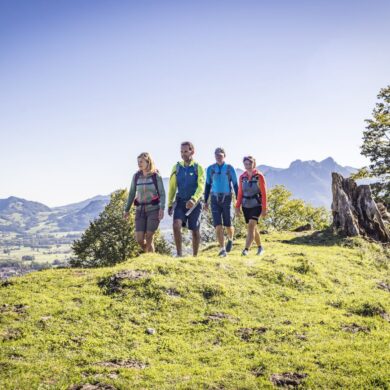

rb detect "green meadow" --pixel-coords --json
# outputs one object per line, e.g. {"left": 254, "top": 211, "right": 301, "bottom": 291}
{"left": 0, "top": 231, "right": 389, "bottom": 389}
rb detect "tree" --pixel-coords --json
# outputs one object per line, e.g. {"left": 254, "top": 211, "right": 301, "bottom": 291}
{"left": 353, "top": 85, "right": 390, "bottom": 207}
{"left": 70, "top": 189, "right": 139, "bottom": 267}
{"left": 265, "top": 186, "right": 330, "bottom": 231}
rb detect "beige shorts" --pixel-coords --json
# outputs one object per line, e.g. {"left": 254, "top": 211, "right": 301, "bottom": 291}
{"left": 135, "top": 208, "right": 160, "bottom": 232}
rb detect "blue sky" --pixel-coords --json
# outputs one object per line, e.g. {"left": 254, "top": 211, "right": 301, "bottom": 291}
{"left": 1, "top": 0, "right": 389, "bottom": 206}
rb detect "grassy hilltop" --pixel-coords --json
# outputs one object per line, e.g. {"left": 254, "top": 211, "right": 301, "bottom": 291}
{"left": 0, "top": 231, "right": 389, "bottom": 389}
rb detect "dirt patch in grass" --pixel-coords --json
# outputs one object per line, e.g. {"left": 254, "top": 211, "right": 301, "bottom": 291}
{"left": 0, "top": 280, "right": 14, "bottom": 288}
{"left": 96, "top": 359, "right": 148, "bottom": 369}
{"left": 68, "top": 383, "right": 117, "bottom": 390}
{"left": 236, "top": 327, "right": 268, "bottom": 341}
{"left": 251, "top": 364, "right": 266, "bottom": 377}
{"left": 166, "top": 288, "right": 181, "bottom": 297}
{"left": 341, "top": 323, "right": 370, "bottom": 334}
{"left": 2, "top": 327, "right": 23, "bottom": 341}
{"left": 351, "top": 302, "right": 390, "bottom": 322}
{"left": 97, "top": 270, "right": 149, "bottom": 294}
{"left": 198, "top": 312, "right": 239, "bottom": 325}
{"left": 201, "top": 284, "right": 226, "bottom": 300}
{"left": 13, "top": 304, "right": 29, "bottom": 313}
{"left": 295, "top": 333, "right": 308, "bottom": 341}
{"left": 377, "top": 281, "right": 390, "bottom": 292}
{"left": 270, "top": 372, "right": 308, "bottom": 387}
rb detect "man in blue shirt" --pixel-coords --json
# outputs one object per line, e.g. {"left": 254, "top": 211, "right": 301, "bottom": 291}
{"left": 204, "top": 147, "right": 238, "bottom": 257}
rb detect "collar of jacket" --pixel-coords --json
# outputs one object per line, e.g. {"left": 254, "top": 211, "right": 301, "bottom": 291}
{"left": 179, "top": 160, "right": 197, "bottom": 167}
{"left": 242, "top": 169, "right": 260, "bottom": 178}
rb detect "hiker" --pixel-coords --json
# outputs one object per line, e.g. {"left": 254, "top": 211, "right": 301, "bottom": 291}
{"left": 123, "top": 152, "right": 166, "bottom": 253}
{"left": 235, "top": 156, "right": 267, "bottom": 256}
{"left": 168, "top": 141, "right": 205, "bottom": 257}
{"left": 204, "top": 147, "right": 238, "bottom": 257}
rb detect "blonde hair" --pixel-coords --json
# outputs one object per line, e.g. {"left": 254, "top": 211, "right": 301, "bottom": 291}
{"left": 243, "top": 155, "right": 256, "bottom": 169}
{"left": 137, "top": 152, "right": 157, "bottom": 173}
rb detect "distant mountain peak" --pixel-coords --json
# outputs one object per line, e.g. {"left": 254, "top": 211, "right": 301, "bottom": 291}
{"left": 287, "top": 157, "right": 342, "bottom": 170}
{"left": 289, "top": 159, "right": 303, "bottom": 169}
{"left": 321, "top": 156, "right": 336, "bottom": 164}
{"left": 0, "top": 196, "right": 51, "bottom": 213}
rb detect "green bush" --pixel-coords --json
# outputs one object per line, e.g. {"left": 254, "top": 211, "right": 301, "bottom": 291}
{"left": 71, "top": 189, "right": 139, "bottom": 267}
{"left": 71, "top": 189, "right": 172, "bottom": 267}
{"left": 154, "top": 230, "right": 173, "bottom": 256}
{"left": 265, "top": 185, "right": 331, "bottom": 231}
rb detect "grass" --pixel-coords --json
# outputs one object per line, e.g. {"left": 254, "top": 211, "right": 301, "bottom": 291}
{"left": 0, "top": 231, "right": 389, "bottom": 389}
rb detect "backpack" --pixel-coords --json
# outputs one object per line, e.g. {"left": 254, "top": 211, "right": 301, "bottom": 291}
{"left": 133, "top": 171, "right": 160, "bottom": 206}
{"left": 209, "top": 163, "right": 232, "bottom": 185}
{"left": 240, "top": 173, "right": 262, "bottom": 204}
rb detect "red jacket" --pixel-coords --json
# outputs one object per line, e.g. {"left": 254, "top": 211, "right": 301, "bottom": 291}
{"left": 235, "top": 169, "right": 267, "bottom": 211}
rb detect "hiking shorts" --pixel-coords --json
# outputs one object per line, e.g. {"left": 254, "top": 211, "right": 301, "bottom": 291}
{"left": 210, "top": 194, "right": 232, "bottom": 227}
{"left": 135, "top": 207, "right": 160, "bottom": 232}
{"left": 242, "top": 206, "right": 262, "bottom": 224}
{"left": 173, "top": 199, "right": 202, "bottom": 231}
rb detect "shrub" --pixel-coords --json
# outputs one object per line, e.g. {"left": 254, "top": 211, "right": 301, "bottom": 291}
{"left": 71, "top": 190, "right": 139, "bottom": 267}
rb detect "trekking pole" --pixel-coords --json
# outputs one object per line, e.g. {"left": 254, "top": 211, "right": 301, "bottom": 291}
{"left": 185, "top": 198, "right": 201, "bottom": 217}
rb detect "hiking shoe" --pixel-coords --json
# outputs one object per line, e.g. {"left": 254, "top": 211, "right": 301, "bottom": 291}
{"left": 241, "top": 249, "right": 249, "bottom": 256}
{"left": 218, "top": 249, "right": 227, "bottom": 257}
{"left": 256, "top": 246, "right": 264, "bottom": 256}
{"left": 226, "top": 239, "right": 233, "bottom": 253}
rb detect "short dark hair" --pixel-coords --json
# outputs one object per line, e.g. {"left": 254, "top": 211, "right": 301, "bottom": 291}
{"left": 181, "top": 141, "right": 195, "bottom": 151}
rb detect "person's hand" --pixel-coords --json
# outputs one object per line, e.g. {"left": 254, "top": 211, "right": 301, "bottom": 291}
{"left": 186, "top": 199, "right": 195, "bottom": 209}
{"left": 168, "top": 206, "right": 173, "bottom": 216}
{"left": 158, "top": 209, "right": 164, "bottom": 220}
{"left": 203, "top": 203, "right": 209, "bottom": 211}
{"left": 261, "top": 209, "right": 267, "bottom": 218}
{"left": 235, "top": 207, "right": 241, "bottom": 216}
{"left": 123, "top": 211, "right": 129, "bottom": 220}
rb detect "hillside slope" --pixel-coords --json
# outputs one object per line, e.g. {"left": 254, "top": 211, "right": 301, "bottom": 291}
{"left": 0, "top": 232, "right": 389, "bottom": 389}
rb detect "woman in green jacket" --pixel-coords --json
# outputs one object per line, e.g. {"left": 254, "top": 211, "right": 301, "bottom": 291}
{"left": 124, "top": 152, "right": 166, "bottom": 252}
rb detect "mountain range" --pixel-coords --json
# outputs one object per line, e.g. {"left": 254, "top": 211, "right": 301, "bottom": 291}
{"left": 0, "top": 157, "right": 357, "bottom": 234}
{"left": 243, "top": 157, "right": 356, "bottom": 207}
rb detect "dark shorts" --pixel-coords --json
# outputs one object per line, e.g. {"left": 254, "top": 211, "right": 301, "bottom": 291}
{"left": 211, "top": 194, "right": 232, "bottom": 227}
{"left": 135, "top": 207, "right": 160, "bottom": 232}
{"left": 173, "top": 199, "right": 202, "bottom": 231}
{"left": 242, "top": 206, "right": 262, "bottom": 224}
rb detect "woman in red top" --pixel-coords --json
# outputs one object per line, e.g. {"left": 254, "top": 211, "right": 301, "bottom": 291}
{"left": 235, "top": 156, "right": 267, "bottom": 256}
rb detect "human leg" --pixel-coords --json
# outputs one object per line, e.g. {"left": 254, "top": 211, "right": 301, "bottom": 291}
{"left": 145, "top": 231, "right": 155, "bottom": 252}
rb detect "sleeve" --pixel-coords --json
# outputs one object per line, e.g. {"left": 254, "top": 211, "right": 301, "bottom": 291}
{"left": 167, "top": 164, "right": 178, "bottom": 208}
{"left": 204, "top": 166, "right": 211, "bottom": 203}
{"left": 258, "top": 173, "right": 267, "bottom": 211}
{"left": 191, "top": 164, "right": 206, "bottom": 203}
{"left": 235, "top": 174, "right": 243, "bottom": 208}
{"left": 156, "top": 173, "right": 166, "bottom": 210}
{"left": 230, "top": 165, "right": 239, "bottom": 198}
{"left": 124, "top": 174, "right": 136, "bottom": 212}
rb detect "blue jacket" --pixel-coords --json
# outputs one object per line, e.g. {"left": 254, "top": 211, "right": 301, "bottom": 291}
{"left": 204, "top": 163, "right": 238, "bottom": 202}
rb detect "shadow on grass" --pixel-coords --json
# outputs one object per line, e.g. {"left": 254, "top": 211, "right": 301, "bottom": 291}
{"left": 280, "top": 228, "right": 353, "bottom": 247}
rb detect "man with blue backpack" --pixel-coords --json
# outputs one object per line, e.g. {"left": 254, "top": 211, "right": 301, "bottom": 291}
{"left": 168, "top": 141, "right": 206, "bottom": 257}
{"left": 204, "top": 147, "right": 238, "bottom": 257}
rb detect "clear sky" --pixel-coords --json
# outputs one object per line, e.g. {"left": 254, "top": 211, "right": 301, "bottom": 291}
{"left": 1, "top": 0, "right": 389, "bottom": 206}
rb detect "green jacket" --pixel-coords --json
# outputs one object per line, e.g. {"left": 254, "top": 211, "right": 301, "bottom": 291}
{"left": 124, "top": 171, "right": 166, "bottom": 212}
{"left": 168, "top": 160, "right": 205, "bottom": 208}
